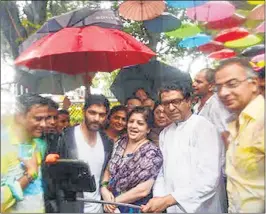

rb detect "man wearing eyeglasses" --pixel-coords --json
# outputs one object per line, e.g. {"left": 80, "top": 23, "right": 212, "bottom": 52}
{"left": 141, "top": 80, "right": 224, "bottom": 213}
{"left": 214, "top": 58, "right": 264, "bottom": 213}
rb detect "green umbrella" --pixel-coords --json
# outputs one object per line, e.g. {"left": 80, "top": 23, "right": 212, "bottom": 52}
{"left": 165, "top": 22, "right": 202, "bottom": 38}
{"left": 225, "top": 34, "right": 262, "bottom": 48}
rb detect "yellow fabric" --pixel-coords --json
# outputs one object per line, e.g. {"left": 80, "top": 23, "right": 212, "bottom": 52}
{"left": 1, "top": 186, "right": 16, "bottom": 213}
{"left": 226, "top": 95, "right": 265, "bottom": 212}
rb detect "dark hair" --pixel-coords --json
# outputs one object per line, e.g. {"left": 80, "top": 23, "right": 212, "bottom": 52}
{"left": 125, "top": 96, "right": 141, "bottom": 104}
{"left": 58, "top": 109, "right": 70, "bottom": 116}
{"left": 16, "top": 93, "right": 50, "bottom": 114}
{"left": 199, "top": 68, "right": 216, "bottom": 83}
{"left": 108, "top": 105, "right": 127, "bottom": 121}
{"left": 127, "top": 106, "right": 154, "bottom": 129}
{"left": 215, "top": 57, "right": 257, "bottom": 78}
{"left": 134, "top": 88, "right": 150, "bottom": 96}
{"left": 159, "top": 78, "right": 193, "bottom": 101}
{"left": 84, "top": 94, "right": 110, "bottom": 112}
{"left": 258, "top": 67, "right": 265, "bottom": 79}
{"left": 152, "top": 101, "right": 161, "bottom": 113}
{"left": 46, "top": 97, "right": 59, "bottom": 110}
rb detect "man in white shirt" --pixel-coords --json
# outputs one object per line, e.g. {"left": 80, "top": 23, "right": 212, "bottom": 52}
{"left": 192, "top": 68, "right": 231, "bottom": 212}
{"left": 51, "top": 94, "right": 113, "bottom": 213}
{"left": 141, "top": 81, "right": 224, "bottom": 213}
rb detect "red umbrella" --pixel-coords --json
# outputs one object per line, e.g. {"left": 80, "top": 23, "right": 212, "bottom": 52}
{"left": 208, "top": 49, "right": 236, "bottom": 59}
{"left": 197, "top": 41, "right": 224, "bottom": 53}
{"left": 204, "top": 13, "right": 246, "bottom": 30}
{"left": 14, "top": 26, "right": 156, "bottom": 75}
{"left": 214, "top": 27, "right": 249, "bottom": 43}
{"left": 118, "top": 0, "right": 165, "bottom": 21}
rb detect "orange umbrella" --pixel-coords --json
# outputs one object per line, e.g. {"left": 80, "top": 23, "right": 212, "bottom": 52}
{"left": 118, "top": 0, "right": 165, "bottom": 21}
{"left": 248, "top": 4, "right": 265, "bottom": 20}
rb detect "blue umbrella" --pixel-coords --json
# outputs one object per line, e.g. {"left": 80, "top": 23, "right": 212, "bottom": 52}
{"left": 167, "top": 0, "right": 207, "bottom": 8}
{"left": 178, "top": 34, "right": 211, "bottom": 48}
{"left": 144, "top": 12, "right": 181, "bottom": 33}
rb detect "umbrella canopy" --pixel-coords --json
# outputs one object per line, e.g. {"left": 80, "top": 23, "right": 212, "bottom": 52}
{"left": 214, "top": 27, "right": 249, "bottom": 43}
{"left": 143, "top": 12, "right": 181, "bottom": 33}
{"left": 255, "top": 21, "right": 265, "bottom": 33}
{"left": 14, "top": 69, "right": 95, "bottom": 94}
{"left": 224, "top": 34, "right": 262, "bottom": 48}
{"left": 247, "top": 4, "right": 265, "bottom": 20}
{"left": 166, "top": 0, "right": 207, "bottom": 8}
{"left": 204, "top": 13, "right": 246, "bottom": 30}
{"left": 197, "top": 41, "right": 224, "bottom": 53}
{"left": 186, "top": 1, "right": 235, "bottom": 22}
{"left": 110, "top": 60, "right": 191, "bottom": 103}
{"left": 251, "top": 53, "right": 265, "bottom": 62}
{"left": 19, "top": 8, "right": 123, "bottom": 53}
{"left": 118, "top": 0, "right": 165, "bottom": 21}
{"left": 14, "top": 26, "right": 156, "bottom": 75}
{"left": 208, "top": 49, "right": 236, "bottom": 59}
{"left": 240, "top": 44, "right": 265, "bottom": 57}
{"left": 178, "top": 34, "right": 211, "bottom": 48}
{"left": 165, "top": 22, "right": 202, "bottom": 38}
{"left": 247, "top": 1, "right": 265, "bottom": 5}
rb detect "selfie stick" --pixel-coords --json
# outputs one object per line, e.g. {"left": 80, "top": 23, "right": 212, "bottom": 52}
{"left": 76, "top": 197, "right": 141, "bottom": 209}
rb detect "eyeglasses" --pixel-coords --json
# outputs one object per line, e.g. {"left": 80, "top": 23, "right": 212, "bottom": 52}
{"left": 214, "top": 78, "right": 251, "bottom": 92}
{"left": 161, "top": 98, "right": 185, "bottom": 108}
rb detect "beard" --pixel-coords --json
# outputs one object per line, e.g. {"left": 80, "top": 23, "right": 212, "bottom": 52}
{"left": 84, "top": 117, "right": 102, "bottom": 132}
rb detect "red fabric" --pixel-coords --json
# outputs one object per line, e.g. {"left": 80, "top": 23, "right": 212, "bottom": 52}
{"left": 214, "top": 27, "right": 249, "bottom": 43}
{"left": 15, "top": 26, "right": 156, "bottom": 74}
{"left": 208, "top": 49, "right": 236, "bottom": 59}
{"left": 205, "top": 13, "right": 246, "bottom": 30}
{"left": 197, "top": 41, "right": 224, "bottom": 53}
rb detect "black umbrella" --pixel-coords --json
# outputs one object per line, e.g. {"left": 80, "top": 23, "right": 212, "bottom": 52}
{"left": 240, "top": 44, "right": 265, "bottom": 57}
{"left": 19, "top": 8, "right": 123, "bottom": 53}
{"left": 110, "top": 60, "right": 192, "bottom": 103}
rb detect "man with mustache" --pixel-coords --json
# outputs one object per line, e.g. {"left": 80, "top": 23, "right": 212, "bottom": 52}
{"left": 214, "top": 58, "right": 264, "bottom": 213}
{"left": 141, "top": 79, "right": 224, "bottom": 213}
{"left": 49, "top": 94, "right": 113, "bottom": 213}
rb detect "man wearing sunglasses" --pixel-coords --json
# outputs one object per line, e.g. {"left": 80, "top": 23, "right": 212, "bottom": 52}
{"left": 141, "top": 79, "right": 224, "bottom": 213}
{"left": 214, "top": 57, "right": 264, "bottom": 213}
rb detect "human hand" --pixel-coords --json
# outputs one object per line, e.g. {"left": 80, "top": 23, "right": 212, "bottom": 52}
{"left": 140, "top": 197, "right": 170, "bottom": 213}
{"left": 20, "top": 153, "right": 38, "bottom": 176}
{"left": 101, "top": 187, "right": 116, "bottom": 213}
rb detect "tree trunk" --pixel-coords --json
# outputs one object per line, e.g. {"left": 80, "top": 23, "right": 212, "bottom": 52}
{"left": 0, "top": 1, "right": 28, "bottom": 58}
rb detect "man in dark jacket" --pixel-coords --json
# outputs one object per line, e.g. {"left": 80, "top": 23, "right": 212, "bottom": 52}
{"left": 44, "top": 94, "right": 113, "bottom": 213}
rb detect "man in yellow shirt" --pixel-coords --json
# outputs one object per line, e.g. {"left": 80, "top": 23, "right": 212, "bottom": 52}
{"left": 214, "top": 58, "right": 264, "bottom": 213}
{"left": 1, "top": 94, "right": 50, "bottom": 213}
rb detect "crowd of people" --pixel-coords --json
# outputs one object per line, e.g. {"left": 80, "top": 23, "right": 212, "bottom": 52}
{"left": 1, "top": 57, "right": 264, "bottom": 213}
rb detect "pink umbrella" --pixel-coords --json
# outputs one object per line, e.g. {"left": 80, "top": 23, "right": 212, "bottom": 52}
{"left": 248, "top": 4, "right": 265, "bottom": 20}
{"left": 251, "top": 53, "right": 265, "bottom": 62}
{"left": 255, "top": 21, "right": 265, "bottom": 33}
{"left": 187, "top": 1, "right": 235, "bottom": 22}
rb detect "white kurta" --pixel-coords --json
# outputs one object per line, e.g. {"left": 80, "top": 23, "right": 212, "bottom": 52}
{"left": 153, "top": 114, "right": 224, "bottom": 213}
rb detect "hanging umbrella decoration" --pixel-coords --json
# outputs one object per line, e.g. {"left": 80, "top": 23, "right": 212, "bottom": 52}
{"left": 118, "top": 0, "right": 165, "bottom": 21}
{"left": 186, "top": 1, "right": 236, "bottom": 22}
{"left": 166, "top": 22, "right": 202, "bottom": 38}
{"left": 197, "top": 41, "right": 224, "bottom": 54}
{"left": 240, "top": 44, "right": 265, "bottom": 57}
{"left": 214, "top": 27, "right": 249, "bottom": 43}
{"left": 224, "top": 34, "right": 262, "bottom": 48}
{"left": 143, "top": 12, "right": 181, "bottom": 33}
{"left": 166, "top": 0, "right": 207, "bottom": 8}
{"left": 255, "top": 21, "right": 265, "bottom": 33}
{"left": 247, "top": 4, "right": 265, "bottom": 20}
{"left": 178, "top": 34, "right": 211, "bottom": 48}
{"left": 208, "top": 49, "right": 237, "bottom": 59}
{"left": 204, "top": 13, "right": 246, "bottom": 30}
